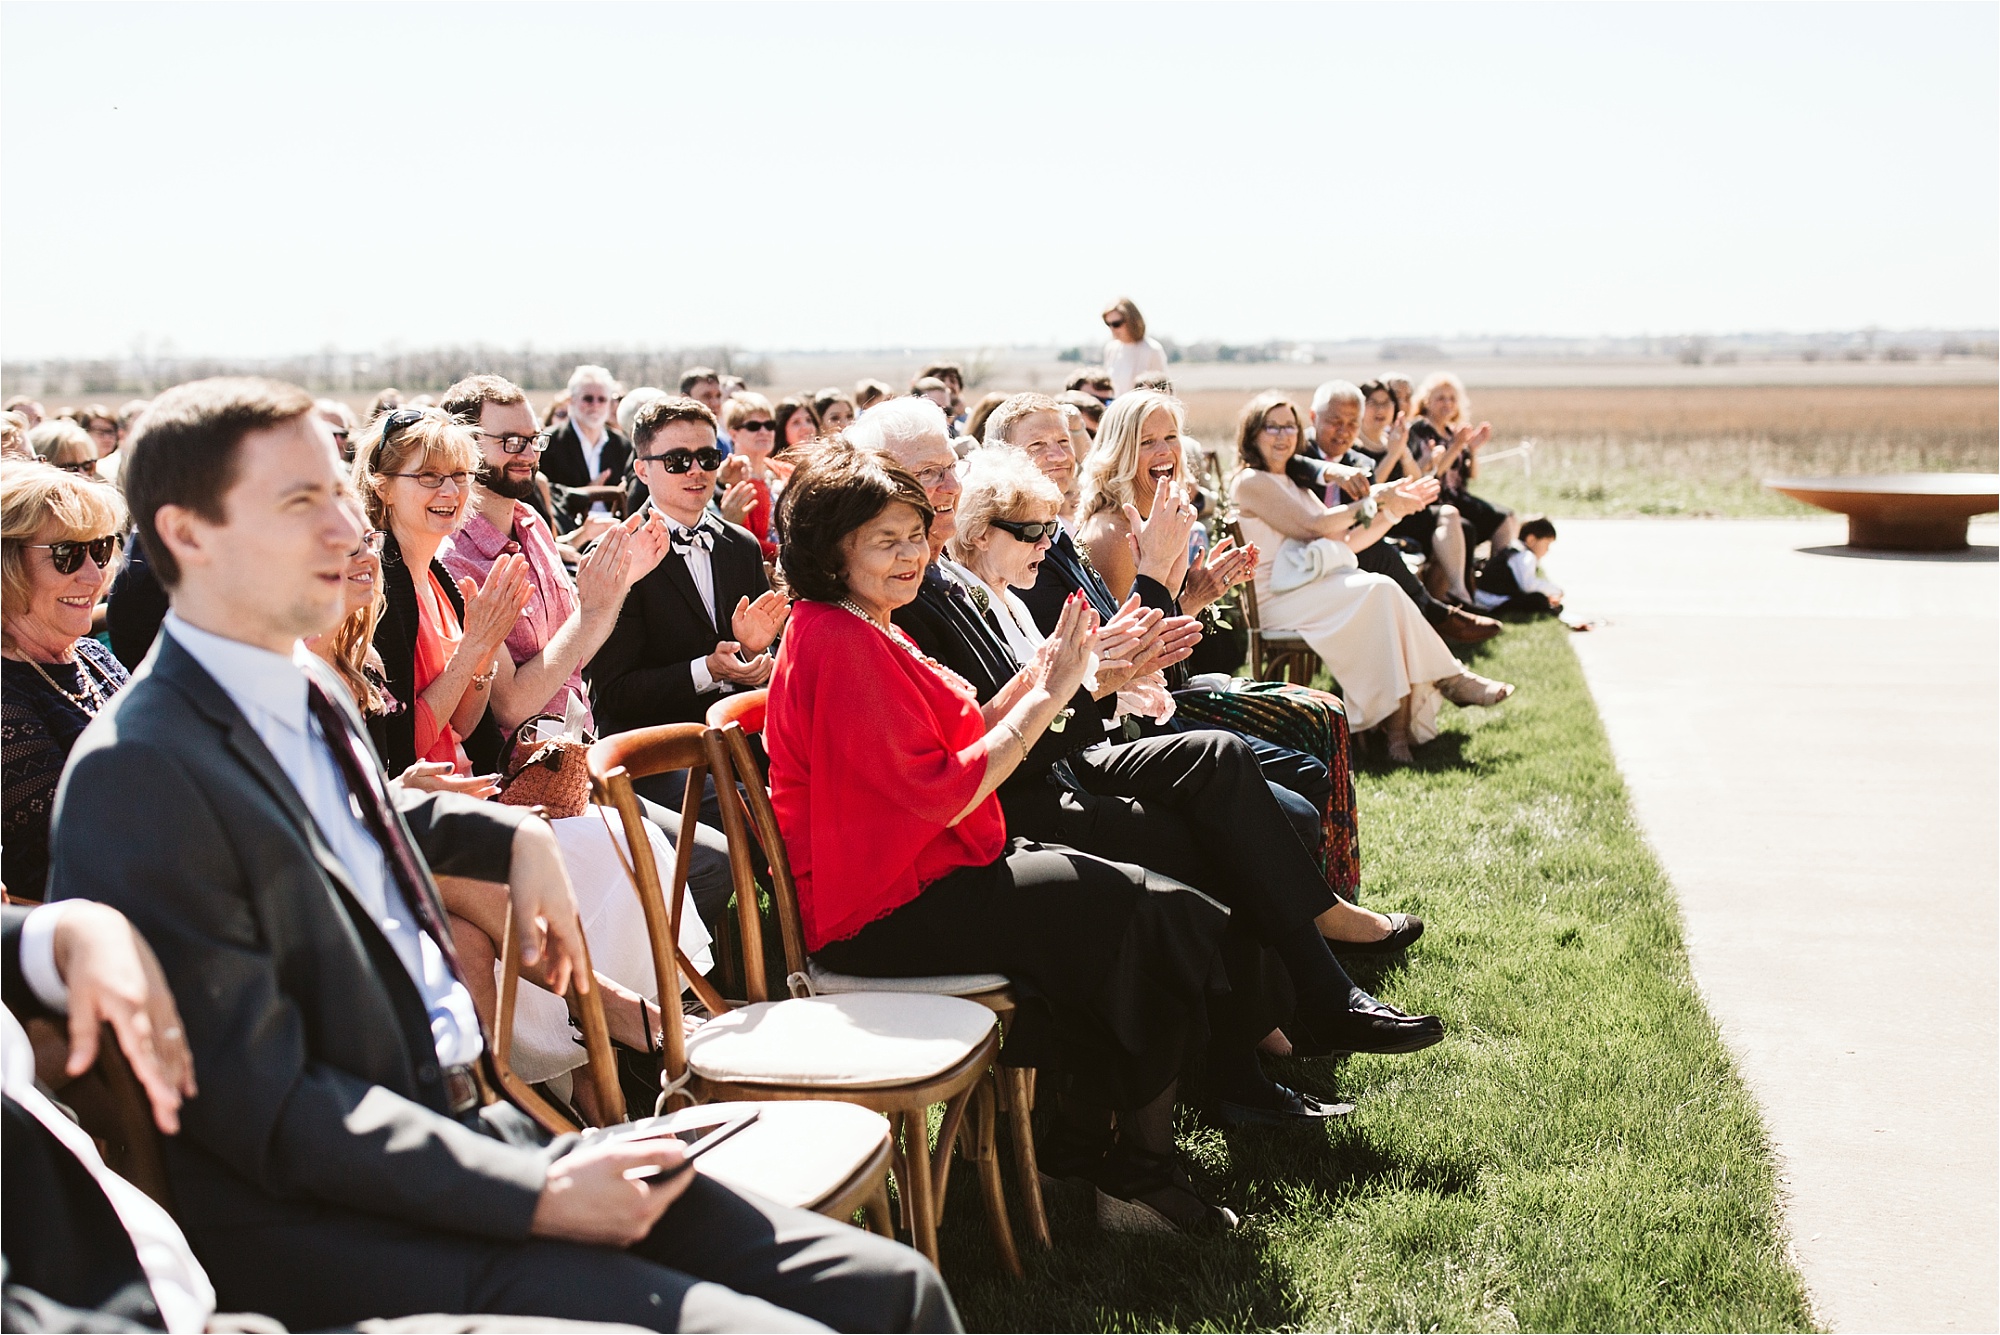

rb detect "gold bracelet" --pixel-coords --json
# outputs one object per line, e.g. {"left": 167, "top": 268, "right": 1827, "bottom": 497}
{"left": 997, "top": 719, "right": 1028, "bottom": 765}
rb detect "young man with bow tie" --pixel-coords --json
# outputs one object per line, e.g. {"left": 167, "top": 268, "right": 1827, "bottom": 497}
{"left": 589, "top": 396, "right": 789, "bottom": 743}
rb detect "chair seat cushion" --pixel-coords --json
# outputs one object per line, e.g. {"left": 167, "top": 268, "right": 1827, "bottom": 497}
{"left": 685, "top": 994, "right": 996, "bottom": 1088}
{"left": 805, "top": 959, "right": 1011, "bottom": 997}
{"left": 693, "top": 1100, "right": 891, "bottom": 1211}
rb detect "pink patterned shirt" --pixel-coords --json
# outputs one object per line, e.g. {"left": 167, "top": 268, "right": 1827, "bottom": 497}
{"left": 440, "top": 502, "right": 592, "bottom": 727}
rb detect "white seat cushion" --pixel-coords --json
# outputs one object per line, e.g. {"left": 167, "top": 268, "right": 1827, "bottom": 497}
{"left": 685, "top": 994, "right": 996, "bottom": 1088}
{"left": 804, "top": 959, "right": 1011, "bottom": 997}
{"left": 693, "top": 1100, "right": 891, "bottom": 1211}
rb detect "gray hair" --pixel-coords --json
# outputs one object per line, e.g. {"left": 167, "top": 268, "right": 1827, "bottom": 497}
{"left": 617, "top": 387, "right": 667, "bottom": 438}
{"left": 1310, "top": 380, "right": 1364, "bottom": 418}
{"left": 846, "top": 396, "right": 949, "bottom": 456}
{"left": 948, "top": 446, "right": 1064, "bottom": 566}
{"left": 982, "top": 392, "right": 1065, "bottom": 447}
{"left": 567, "top": 363, "right": 616, "bottom": 397}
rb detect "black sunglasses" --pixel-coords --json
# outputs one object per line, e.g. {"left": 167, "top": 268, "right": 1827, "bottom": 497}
{"left": 988, "top": 516, "right": 1059, "bottom": 544}
{"left": 381, "top": 407, "right": 428, "bottom": 436}
{"left": 734, "top": 419, "right": 776, "bottom": 433}
{"left": 27, "top": 534, "right": 122, "bottom": 574}
{"left": 639, "top": 446, "right": 725, "bottom": 474}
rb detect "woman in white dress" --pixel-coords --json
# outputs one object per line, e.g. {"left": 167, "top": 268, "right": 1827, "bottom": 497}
{"left": 1100, "top": 297, "right": 1170, "bottom": 397}
{"left": 1228, "top": 392, "right": 1514, "bottom": 763}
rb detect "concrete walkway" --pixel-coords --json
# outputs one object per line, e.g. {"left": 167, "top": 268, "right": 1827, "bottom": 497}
{"left": 1549, "top": 518, "right": 1997, "bottom": 1334}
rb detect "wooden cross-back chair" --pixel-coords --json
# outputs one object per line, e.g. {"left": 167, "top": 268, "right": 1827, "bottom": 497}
{"left": 483, "top": 772, "right": 896, "bottom": 1233}
{"left": 585, "top": 723, "right": 985, "bottom": 1262}
{"left": 702, "top": 691, "right": 1051, "bottom": 1255}
{"left": 1225, "top": 517, "right": 1325, "bottom": 686}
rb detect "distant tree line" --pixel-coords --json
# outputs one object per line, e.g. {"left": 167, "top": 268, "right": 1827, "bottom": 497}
{"left": 1, "top": 345, "right": 776, "bottom": 399}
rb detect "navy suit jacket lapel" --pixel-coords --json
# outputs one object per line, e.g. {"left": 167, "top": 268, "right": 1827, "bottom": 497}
{"left": 1052, "top": 531, "right": 1120, "bottom": 619}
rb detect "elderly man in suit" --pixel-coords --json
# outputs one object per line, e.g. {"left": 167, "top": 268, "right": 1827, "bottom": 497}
{"left": 540, "top": 365, "right": 634, "bottom": 528}
{"left": 47, "top": 377, "right": 956, "bottom": 1334}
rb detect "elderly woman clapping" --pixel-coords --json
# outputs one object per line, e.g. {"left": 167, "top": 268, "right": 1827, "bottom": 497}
{"left": 1, "top": 462, "right": 129, "bottom": 898}
{"left": 767, "top": 441, "right": 1241, "bottom": 1232}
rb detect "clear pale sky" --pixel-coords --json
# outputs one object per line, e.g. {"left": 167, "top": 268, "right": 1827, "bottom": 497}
{"left": 3, "top": 1, "right": 1994, "bottom": 359}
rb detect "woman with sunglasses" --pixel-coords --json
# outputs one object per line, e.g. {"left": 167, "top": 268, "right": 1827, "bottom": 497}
{"left": 1100, "top": 296, "right": 1170, "bottom": 397}
{"left": 27, "top": 420, "right": 104, "bottom": 480}
{"left": 1, "top": 461, "right": 129, "bottom": 899}
{"left": 721, "top": 394, "right": 795, "bottom": 561}
{"left": 353, "top": 409, "right": 532, "bottom": 776}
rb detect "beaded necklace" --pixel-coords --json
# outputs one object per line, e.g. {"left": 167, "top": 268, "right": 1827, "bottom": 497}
{"left": 18, "top": 648, "right": 113, "bottom": 716}
{"left": 835, "top": 599, "right": 979, "bottom": 700}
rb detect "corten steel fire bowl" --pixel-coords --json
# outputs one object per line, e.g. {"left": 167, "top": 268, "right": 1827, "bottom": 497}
{"left": 1764, "top": 473, "right": 2000, "bottom": 552}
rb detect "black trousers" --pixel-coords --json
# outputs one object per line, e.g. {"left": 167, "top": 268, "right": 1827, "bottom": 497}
{"left": 195, "top": 1171, "right": 957, "bottom": 1334}
{"left": 814, "top": 839, "right": 1232, "bottom": 1111}
{"left": 1355, "top": 538, "right": 1448, "bottom": 623}
{"left": 1010, "top": 731, "right": 1335, "bottom": 945}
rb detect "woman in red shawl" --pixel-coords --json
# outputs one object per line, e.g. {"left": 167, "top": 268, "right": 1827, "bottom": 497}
{"left": 766, "top": 444, "right": 1242, "bottom": 1234}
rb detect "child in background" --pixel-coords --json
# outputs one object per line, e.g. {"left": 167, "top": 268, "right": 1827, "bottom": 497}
{"left": 1474, "top": 516, "right": 1563, "bottom": 615}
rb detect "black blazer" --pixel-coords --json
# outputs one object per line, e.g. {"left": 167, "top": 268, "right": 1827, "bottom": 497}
{"left": 46, "top": 634, "right": 551, "bottom": 1302}
{"left": 591, "top": 518, "right": 769, "bottom": 735}
{"left": 372, "top": 531, "right": 505, "bottom": 777}
{"left": 3, "top": 908, "right": 169, "bottom": 1332}
{"left": 538, "top": 420, "right": 632, "bottom": 492}
{"left": 890, "top": 566, "right": 1101, "bottom": 780}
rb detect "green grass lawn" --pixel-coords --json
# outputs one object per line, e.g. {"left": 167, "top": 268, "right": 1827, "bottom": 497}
{"left": 936, "top": 618, "right": 1815, "bottom": 1333}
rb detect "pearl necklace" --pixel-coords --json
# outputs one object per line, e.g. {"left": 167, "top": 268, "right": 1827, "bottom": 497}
{"left": 836, "top": 599, "right": 980, "bottom": 699}
{"left": 19, "top": 649, "right": 112, "bottom": 715}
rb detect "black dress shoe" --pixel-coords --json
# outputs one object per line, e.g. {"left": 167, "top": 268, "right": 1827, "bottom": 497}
{"left": 1294, "top": 1007, "right": 1446, "bottom": 1057}
{"left": 1215, "top": 1082, "right": 1356, "bottom": 1127}
{"left": 1330, "top": 912, "right": 1424, "bottom": 955}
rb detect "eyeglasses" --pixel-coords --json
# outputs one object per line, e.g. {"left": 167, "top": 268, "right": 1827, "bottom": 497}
{"left": 576, "top": 393, "right": 609, "bottom": 405}
{"left": 85, "top": 423, "right": 117, "bottom": 438}
{"left": 988, "top": 516, "right": 1059, "bottom": 544}
{"left": 1261, "top": 422, "right": 1301, "bottom": 437}
{"left": 329, "top": 429, "right": 351, "bottom": 444}
{"left": 55, "top": 460, "right": 99, "bottom": 474}
{"left": 352, "top": 529, "right": 386, "bottom": 557}
{"left": 639, "top": 446, "right": 725, "bottom": 474}
{"left": 381, "top": 470, "right": 471, "bottom": 490}
{"left": 26, "top": 534, "right": 122, "bottom": 574}
{"left": 909, "top": 463, "right": 956, "bottom": 490}
{"left": 734, "top": 419, "right": 775, "bottom": 433}
{"left": 477, "top": 430, "right": 545, "bottom": 455}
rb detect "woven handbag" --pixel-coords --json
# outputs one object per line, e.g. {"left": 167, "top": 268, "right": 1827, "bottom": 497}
{"left": 496, "top": 714, "right": 595, "bottom": 819}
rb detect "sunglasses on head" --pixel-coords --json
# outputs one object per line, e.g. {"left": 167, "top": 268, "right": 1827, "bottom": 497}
{"left": 27, "top": 534, "right": 122, "bottom": 574}
{"left": 381, "top": 407, "right": 428, "bottom": 436}
{"left": 640, "top": 446, "right": 725, "bottom": 474}
{"left": 988, "top": 516, "right": 1059, "bottom": 544}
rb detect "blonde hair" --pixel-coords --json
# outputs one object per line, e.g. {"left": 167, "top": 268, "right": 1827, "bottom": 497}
{"left": 351, "top": 410, "right": 479, "bottom": 531}
{"left": 1103, "top": 296, "right": 1147, "bottom": 342}
{"left": 1, "top": 460, "right": 127, "bottom": 617}
{"left": 1, "top": 411, "right": 30, "bottom": 462}
{"left": 1412, "top": 372, "right": 1468, "bottom": 430}
{"left": 948, "top": 447, "right": 1063, "bottom": 566}
{"left": 1078, "top": 390, "right": 1184, "bottom": 519}
{"left": 321, "top": 599, "right": 387, "bottom": 716}
{"left": 28, "top": 420, "right": 95, "bottom": 469}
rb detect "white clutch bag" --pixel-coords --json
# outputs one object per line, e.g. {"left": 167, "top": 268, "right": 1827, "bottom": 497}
{"left": 1270, "top": 536, "right": 1357, "bottom": 592}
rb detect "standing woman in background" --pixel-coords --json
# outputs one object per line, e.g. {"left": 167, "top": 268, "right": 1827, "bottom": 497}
{"left": 1101, "top": 296, "right": 1170, "bottom": 396}
{"left": 1408, "top": 372, "right": 1517, "bottom": 588}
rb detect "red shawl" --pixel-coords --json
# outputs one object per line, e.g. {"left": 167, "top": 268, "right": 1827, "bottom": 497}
{"left": 766, "top": 599, "right": 1006, "bottom": 950}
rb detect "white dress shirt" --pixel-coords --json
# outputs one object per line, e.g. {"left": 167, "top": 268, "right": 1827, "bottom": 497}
{"left": 648, "top": 503, "right": 730, "bottom": 696}
{"left": 6, "top": 910, "right": 215, "bottom": 1334}
{"left": 163, "top": 614, "right": 483, "bottom": 1068}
